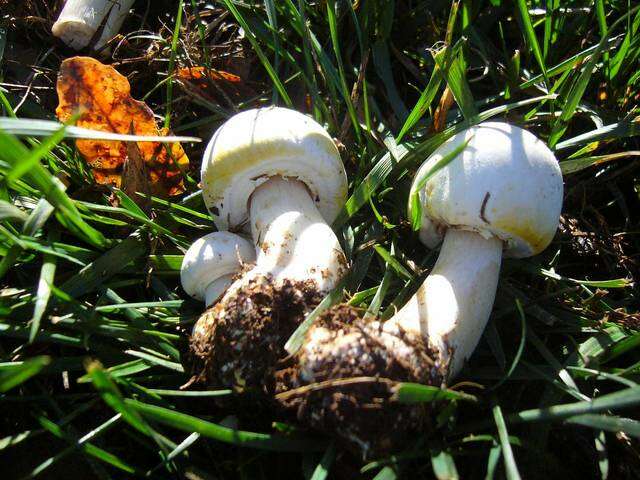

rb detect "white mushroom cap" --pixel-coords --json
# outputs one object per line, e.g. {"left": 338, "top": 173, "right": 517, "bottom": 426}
{"left": 180, "top": 232, "right": 256, "bottom": 305}
{"left": 201, "top": 107, "right": 348, "bottom": 231}
{"left": 410, "top": 122, "right": 563, "bottom": 258}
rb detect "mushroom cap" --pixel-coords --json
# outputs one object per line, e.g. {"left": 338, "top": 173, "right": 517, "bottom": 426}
{"left": 201, "top": 107, "right": 348, "bottom": 230}
{"left": 410, "top": 122, "right": 563, "bottom": 258}
{"left": 180, "top": 232, "right": 256, "bottom": 301}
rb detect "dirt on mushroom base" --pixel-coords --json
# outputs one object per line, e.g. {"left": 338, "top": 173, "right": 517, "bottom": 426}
{"left": 275, "top": 305, "right": 446, "bottom": 456}
{"left": 189, "top": 274, "right": 322, "bottom": 392}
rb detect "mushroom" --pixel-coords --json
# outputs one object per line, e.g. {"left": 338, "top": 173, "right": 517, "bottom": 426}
{"left": 189, "top": 107, "right": 349, "bottom": 390}
{"left": 180, "top": 231, "right": 256, "bottom": 308}
{"left": 281, "top": 122, "right": 563, "bottom": 454}
{"left": 52, "top": 0, "right": 135, "bottom": 51}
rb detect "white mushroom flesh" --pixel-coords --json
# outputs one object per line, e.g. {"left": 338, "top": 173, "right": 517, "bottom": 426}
{"left": 180, "top": 231, "right": 256, "bottom": 306}
{"left": 246, "top": 176, "right": 346, "bottom": 292}
{"left": 52, "top": 0, "right": 135, "bottom": 50}
{"left": 217, "top": 175, "right": 346, "bottom": 303}
{"left": 386, "top": 229, "right": 502, "bottom": 379}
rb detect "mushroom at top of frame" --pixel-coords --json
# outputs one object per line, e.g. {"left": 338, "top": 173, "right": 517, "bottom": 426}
{"left": 52, "top": 0, "right": 135, "bottom": 51}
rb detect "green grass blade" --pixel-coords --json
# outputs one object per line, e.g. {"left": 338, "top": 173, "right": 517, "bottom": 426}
{"left": 512, "top": 386, "right": 640, "bottom": 424}
{"left": 0, "top": 117, "right": 200, "bottom": 143}
{"left": 566, "top": 414, "right": 640, "bottom": 439}
{"left": 263, "top": 0, "right": 280, "bottom": 104}
{"left": 0, "top": 130, "right": 108, "bottom": 248}
{"left": 126, "top": 398, "right": 326, "bottom": 452}
{"left": 549, "top": 6, "right": 640, "bottom": 146}
{"left": 515, "top": 0, "right": 548, "bottom": 86}
{"left": 394, "top": 382, "right": 477, "bottom": 403}
{"left": 310, "top": 443, "right": 336, "bottom": 480}
{"left": 0, "top": 356, "right": 50, "bottom": 392}
{"left": 30, "top": 247, "right": 57, "bottom": 343}
{"left": 555, "top": 120, "right": 640, "bottom": 150}
{"left": 431, "top": 448, "right": 459, "bottom": 480}
{"left": 396, "top": 66, "right": 443, "bottom": 142}
{"left": 493, "top": 405, "right": 522, "bottom": 480}
{"left": 221, "top": 0, "right": 292, "bottom": 106}
{"left": 432, "top": 44, "right": 478, "bottom": 121}
{"left": 560, "top": 151, "right": 640, "bottom": 175}
{"left": 60, "top": 233, "right": 147, "bottom": 298}
{"left": 408, "top": 136, "right": 472, "bottom": 230}
{"left": 326, "top": 0, "right": 361, "bottom": 141}
{"left": 164, "top": 0, "right": 184, "bottom": 129}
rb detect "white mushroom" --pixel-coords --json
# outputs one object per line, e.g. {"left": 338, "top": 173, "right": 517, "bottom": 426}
{"left": 52, "top": 0, "right": 135, "bottom": 51}
{"left": 190, "top": 107, "right": 348, "bottom": 388}
{"left": 288, "top": 122, "right": 563, "bottom": 453}
{"left": 394, "top": 121, "right": 563, "bottom": 378}
{"left": 200, "top": 107, "right": 348, "bottom": 293}
{"left": 180, "top": 231, "right": 256, "bottom": 307}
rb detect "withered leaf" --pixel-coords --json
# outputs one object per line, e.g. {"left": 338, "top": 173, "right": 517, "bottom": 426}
{"left": 177, "top": 66, "right": 242, "bottom": 83}
{"left": 56, "top": 56, "right": 188, "bottom": 196}
{"left": 432, "top": 86, "right": 455, "bottom": 133}
{"left": 176, "top": 66, "right": 254, "bottom": 105}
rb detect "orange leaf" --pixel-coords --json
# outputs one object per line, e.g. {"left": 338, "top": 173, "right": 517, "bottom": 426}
{"left": 176, "top": 66, "right": 242, "bottom": 83}
{"left": 56, "top": 56, "right": 188, "bottom": 196}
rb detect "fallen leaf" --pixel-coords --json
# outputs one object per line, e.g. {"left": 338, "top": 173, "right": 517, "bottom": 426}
{"left": 56, "top": 56, "right": 188, "bottom": 196}
{"left": 177, "top": 66, "right": 242, "bottom": 83}
{"left": 176, "top": 66, "right": 254, "bottom": 106}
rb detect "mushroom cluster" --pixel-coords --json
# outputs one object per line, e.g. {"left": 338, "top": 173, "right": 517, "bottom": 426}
{"left": 278, "top": 122, "right": 564, "bottom": 454}
{"left": 181, "top": 107, "right": 349, "bottom": 390}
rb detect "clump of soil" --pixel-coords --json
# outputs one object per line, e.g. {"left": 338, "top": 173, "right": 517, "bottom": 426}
{"left": 275, "top": 305, "right": 444, "bottom": 457}
{"left": 189, "top": 274, "right": 322, "bottom": 392}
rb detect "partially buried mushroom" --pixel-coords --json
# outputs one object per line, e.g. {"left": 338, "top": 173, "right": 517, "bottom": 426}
{"left": 188, "top": 107, "right": 349, "bottom": 391}
{"left": 52, "top": 0, "right": 135, "bottom": 51}
{"left": 279, "top": 122, "right": 564, "bottom": 455}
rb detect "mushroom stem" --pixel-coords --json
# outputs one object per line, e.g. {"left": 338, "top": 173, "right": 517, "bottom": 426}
{"left": 388, "top": 229, "right": 502, "bottom": 379}
{"left": 52, "top": 0, "right": 134, "bottom": 50}
{"left": 282, "top": 229, "right": 503, "bottom": 453}
{"left": 246, "top": 176, "right": 346, "bottom": 292}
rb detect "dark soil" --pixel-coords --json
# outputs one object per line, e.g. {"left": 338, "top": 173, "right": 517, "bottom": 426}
{"left": 275, "top": 305, "right": 445, "bottom": 457}
{"left": 189, "top": 274, "right": 322, "bottom": 392}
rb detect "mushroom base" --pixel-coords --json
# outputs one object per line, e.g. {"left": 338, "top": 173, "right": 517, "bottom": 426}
{"left": 189, "top": 274, "right": 322, "bottom": 392}
{"left": 275, "top": 305, "right": 445, "bottom": 457}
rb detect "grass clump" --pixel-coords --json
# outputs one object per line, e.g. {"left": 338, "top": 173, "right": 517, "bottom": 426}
{"left": 1, "top": 0, "right": 640, "bottom": 478}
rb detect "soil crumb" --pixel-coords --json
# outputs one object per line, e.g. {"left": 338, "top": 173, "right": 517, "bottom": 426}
{"left": 275, "top": 305, "right": 445, "bottom": 457}
{"left": 189, "top": 274, "right": 321, "bottom": 392}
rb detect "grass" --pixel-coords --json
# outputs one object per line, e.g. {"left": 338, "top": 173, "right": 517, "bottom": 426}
{"left": 1, "top": 0, "right": 639, "bottom": 478}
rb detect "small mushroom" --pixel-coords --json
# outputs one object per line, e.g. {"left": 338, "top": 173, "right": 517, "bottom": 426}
{"left": 180, "top": 232, "right": 256, "bottom": 308}
{"left": 284, "top": 122, "right": 563, "bottom": 454}
{"left": 52, "top": 0, "right": 135, "bottom": 51}
{"left": 190, "top": 107, "right": 348, "bottom": 389}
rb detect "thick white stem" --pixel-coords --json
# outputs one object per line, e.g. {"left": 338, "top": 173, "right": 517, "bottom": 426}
{"left": 52, "top": 0, "right": 135, "bottom": 50}
{"left": 245, "top": 176, "right": 346, "bottom": 292}
{"left": 387, "top": 229, "right": 502, "bottom": 379}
